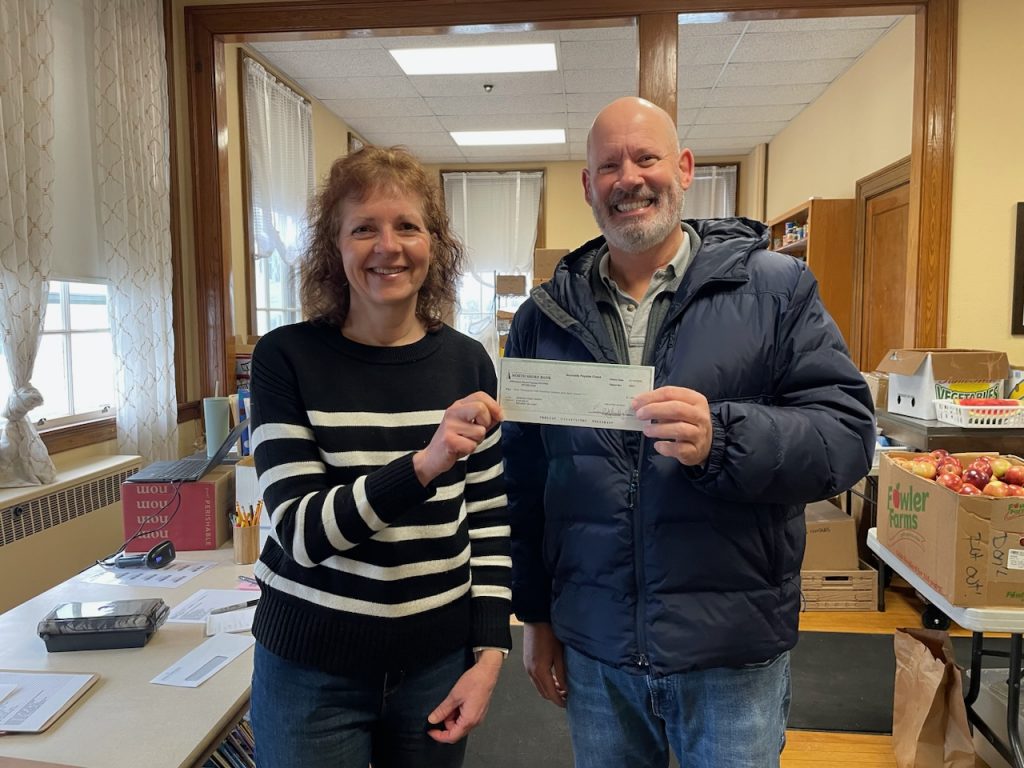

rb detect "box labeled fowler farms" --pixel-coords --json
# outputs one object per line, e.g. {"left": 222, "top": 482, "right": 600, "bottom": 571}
{"left": 875, "top": 348, "right": 1008, "bottom": 420}
{"left": 121, "top": 465, "right": 235, "bottom": 552}
{"left": 877, "top": 452, "right": 1024, "bottom": 608}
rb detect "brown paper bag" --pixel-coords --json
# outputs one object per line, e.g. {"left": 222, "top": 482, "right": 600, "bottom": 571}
{"left": 892, "top": 627, "right": 976, "bottom": 768}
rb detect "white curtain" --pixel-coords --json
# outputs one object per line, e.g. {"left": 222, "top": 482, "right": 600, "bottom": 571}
{"left": 443, "top": 171, "right": 542, "bottom": 359}
{"left": 243, "top": 57, "right": 313, "bottom": 267}
{"left": 686, "top": 164, "right": 738, "bottom": 219}
{"left": 93, "top": 0, "right": 178, "bottom": 462}
{"left": 0, "top": 0, "right": 57, "bottom": 487}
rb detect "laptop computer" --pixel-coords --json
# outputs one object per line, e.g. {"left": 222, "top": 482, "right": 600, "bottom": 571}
{"left": 125, "top": 419, "right": 250, "bottom": 483}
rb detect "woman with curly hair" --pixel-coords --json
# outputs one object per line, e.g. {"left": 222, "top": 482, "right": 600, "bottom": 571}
{"left": 248, "top": 146, "right": 510, "bottom": 768}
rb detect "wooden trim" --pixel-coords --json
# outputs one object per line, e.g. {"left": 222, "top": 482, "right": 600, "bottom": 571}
{"left": 40, "top": 418, "right": 117, "bottom": 454}
{"left": 1012, "top": 203, "right": 1024, "bottom": 335}
{"left": 852, "top": 156, "right": 911, "bottom": 367}
{"left": 177, "top": 399, "right": 202, "bottom": 424}
{"left": 181, "top": 0, "right": 954, "bottom": 390}
{"left": 638, "top": 13, "right": 678, "bottom": 120}
{"left": 906, "top": 0, "right": 956, "bottom": 348}
{"left": 238, "top": 51, "right": 257, "bottom": 339}
{"left": 165, "top": 0, "right": 187, "bottom": 407}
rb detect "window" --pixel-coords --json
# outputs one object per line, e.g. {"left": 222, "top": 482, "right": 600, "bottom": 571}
{"left": 687, "top": 164, "right": 738, "bottom": 219}
{"left": 0, "top": 280, "right": 115, "bottom": 428}
{"left": 242, "top": 55, "right": 314, "bottom": 335}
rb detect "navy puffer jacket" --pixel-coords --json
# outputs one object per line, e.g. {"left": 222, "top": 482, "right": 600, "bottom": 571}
{"left": 502, "top": 217, "right": 875, "bottom": 676}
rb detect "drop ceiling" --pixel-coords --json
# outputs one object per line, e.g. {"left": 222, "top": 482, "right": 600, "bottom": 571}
{"left": 251, "top": 14, "right": 905, "bottom": 164}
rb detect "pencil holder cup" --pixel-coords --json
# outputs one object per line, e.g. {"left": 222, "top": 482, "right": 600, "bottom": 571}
{"left": 232, "top": 525, "right": 260, "bottom": 565}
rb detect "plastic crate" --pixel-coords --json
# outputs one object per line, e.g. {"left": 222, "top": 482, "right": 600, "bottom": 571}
{"left": 933, "top": 399, "right": 1024, "bottom": 428}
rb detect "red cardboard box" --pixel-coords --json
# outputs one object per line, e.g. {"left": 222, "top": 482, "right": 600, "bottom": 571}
{"left": 121, "top": 465, "right": 235, "bottom": 552}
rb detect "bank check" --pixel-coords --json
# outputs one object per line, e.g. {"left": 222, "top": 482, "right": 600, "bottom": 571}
{"left": 499, "top": 358, "right": 654, "bottom": 431}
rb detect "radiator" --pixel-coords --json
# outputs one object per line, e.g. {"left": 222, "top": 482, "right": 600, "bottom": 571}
{"left": 0, "top": 455, "right": 142, "bottom": 613}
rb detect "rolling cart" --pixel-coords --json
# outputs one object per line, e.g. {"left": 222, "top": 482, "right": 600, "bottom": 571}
{"left": 868, "top": 528, "right": 1024, "bottom": 768}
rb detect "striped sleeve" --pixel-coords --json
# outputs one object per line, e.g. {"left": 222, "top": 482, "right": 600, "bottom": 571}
{"left": 464, "top": 423, "right": 512, "bottom": 650}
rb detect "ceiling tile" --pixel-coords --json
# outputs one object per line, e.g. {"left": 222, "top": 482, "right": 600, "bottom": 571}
{"left": 704, "top": 83, "right": 827, "bottom": 107}
{"left": 428, "top": 93, "right": 567, "bottom": 116}
{"left": 677, "top": 35, "right": 742, "bottom": 66}
{"left": 746, "top": 15, "right": 901, "bottom": 33}
{"left": 717, "top": 59, "right": 855, "bottom": 86}
{"left": 250, "top": 38, "right": 381, "bottom": 53}
{"left": 558, "top": 25, "right": 635, "bottom": 42}
{"left": 677, "top": 108, "right": 700, "bottom": 126}
{"left": 686, "top": 122, "right": 787, "bottom": 138}
{"left": 695, "top": 104, "right": 803, "bottom": 123}
{"left": 567, "top": 112, "right": 597, "bottom": 129}
{"left": 687, "top": 136, "right": 771, "bottom": 153}
{"left": 560, "top": 40, "right": 637, "bottom": 70}
{"left": 679, "top": 88, "right": 711, "bottom": 109}
{"left": 731, "top": 28, "right": 887, "bottom": 63}
{"left": 679, "top": 64, "right": 725, "bottom": 89}
{"left": 343, "top": 115, "right": 444, "bottom": 135}
{"left": 410, "top": 72, "right": 564, "bottom": 98}
{"left": 298, "top": 77, "right": 419, "bottom": 100}
{"left": 677, "top": 19, "right": 750, "bottom": 36}
{"left": 459, "top": 144, "right": 569, "bottom": 160}
{"left": 439, "top": 113, "right": 567, "bottom": 131}
{"left": 567, "top": 93, "right": 622, "bottom": 113}
{"left": 564, "top": 68, "right": 636, "bottom": 94}
{"left": 255, "top": 49, "right": 402, "bottom": 79}
{"left": 322, "top": 97, "right": 434, "bottom": 118}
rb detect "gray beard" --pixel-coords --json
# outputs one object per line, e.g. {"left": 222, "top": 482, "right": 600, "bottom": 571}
{"left": 593, "top": 188, "right": 685, "bottom": 254}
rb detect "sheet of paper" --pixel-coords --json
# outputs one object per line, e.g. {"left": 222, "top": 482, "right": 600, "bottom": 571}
{"left": 168, "top": 589, "right": 259, "bottom": 624}
{"left": 0, "top": 683, "right": 17, "bottom": 703}
{"left": 500, "top": 358, "right": 654, "bottom": 431}
{"left": 0, "top": 672, "right": 96, "bottom": 733}
{"left": 205, "top": 605, "right": 257, "bottom": 636}
{"left": 80, "top": 560, "right": 217, "bottom": 589}
{"left": 151, "top": 633, "right": 255, "bottom": 688}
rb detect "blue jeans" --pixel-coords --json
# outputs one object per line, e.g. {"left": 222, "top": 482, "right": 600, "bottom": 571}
{"left": 564, "top": 647, "right": 791, "bottom": 768}
{"left": 250, "top": 643, "right": 470, "bottom": 768}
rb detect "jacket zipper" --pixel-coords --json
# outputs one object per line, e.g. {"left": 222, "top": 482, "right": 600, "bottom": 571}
{"left": 628, "top": 462, "right": 650, "bottom": 670}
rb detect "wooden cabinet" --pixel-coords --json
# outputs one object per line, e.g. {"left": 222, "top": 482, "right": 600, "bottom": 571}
{"left": 767, "top": 198, "right": 855, "bottom": 344}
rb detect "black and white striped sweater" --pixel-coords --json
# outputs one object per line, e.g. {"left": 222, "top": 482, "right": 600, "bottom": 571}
{"left": 249, "top": 321, "right": 511, "bottom": 675}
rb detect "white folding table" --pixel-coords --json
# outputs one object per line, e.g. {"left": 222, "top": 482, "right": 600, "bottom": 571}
{"left": 868, "top": 528, "right": 1024, "bottom": 767}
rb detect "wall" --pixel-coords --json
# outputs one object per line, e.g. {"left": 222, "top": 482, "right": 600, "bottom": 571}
{"left": 946, "top": 0, "right": 1024, "bottom": 358}
{"left": 765, "top": 17, "right": 914, "bottom": 219}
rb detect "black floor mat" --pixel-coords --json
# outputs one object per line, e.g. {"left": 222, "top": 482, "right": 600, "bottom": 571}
{"left": 788, "top": 630, "right": 1010, "bottom": 734}
{"left": 465, "top": 626, "right": 1010, "bottom": 767}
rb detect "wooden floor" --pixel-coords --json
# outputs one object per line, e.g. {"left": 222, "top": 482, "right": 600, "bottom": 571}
{"left": 783, "top": 579, "right": 993, "bottom": 768}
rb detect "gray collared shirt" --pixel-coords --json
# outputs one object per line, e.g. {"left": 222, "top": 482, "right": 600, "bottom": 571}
{"left": 596, "top": 232, "right": 693, "bottom": 366}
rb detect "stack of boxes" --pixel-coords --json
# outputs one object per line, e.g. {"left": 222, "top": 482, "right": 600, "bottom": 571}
{"left": 802, "top": 500, "right": 877, "bottom": 610}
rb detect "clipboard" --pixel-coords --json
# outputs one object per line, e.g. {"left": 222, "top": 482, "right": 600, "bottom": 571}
{"left": 0, "top": 670, "right": 99, "bottom": 733}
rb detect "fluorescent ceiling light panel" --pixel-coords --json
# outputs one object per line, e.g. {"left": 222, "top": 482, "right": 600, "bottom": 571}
{"left": 451, "top": 129, "right": 566, "bottom": 146}
{"left": 390, "top": 44, "right": 557, "bottom": 75}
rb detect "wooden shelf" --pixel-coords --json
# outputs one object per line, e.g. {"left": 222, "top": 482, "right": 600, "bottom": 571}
{"left": 766, "top": 198, "right": 855, "bottom": 345}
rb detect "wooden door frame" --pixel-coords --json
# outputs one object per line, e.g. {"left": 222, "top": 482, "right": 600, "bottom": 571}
{"left": 179, "top": 0, "right": 956, "bottom": 399}
{"left": 852, "top": 155, "right": 912, "bottom": 369}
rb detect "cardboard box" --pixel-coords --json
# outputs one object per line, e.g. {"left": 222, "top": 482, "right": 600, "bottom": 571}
{"left": 875, "top": 349, "right": 1008, "bottom": 420}
{"left": 803, "top": 500, "right": 859, "bottom": 571}
{"left": 121, "top": 465, "right": 235, "bottom": 552}
{"left": 861, "top": 371, "right": 889, "bottom": 411}
{"left": 877, "top": 451, "right": 1024, "bottom": 608}
{"left": 533, "top": 248, "right": 568, "bottom": 280}
{"left": 801, "top": 560, "right": 878, "bottom": 611}
{"left": 495, "top": 274, "right": 527, "bottom": 296}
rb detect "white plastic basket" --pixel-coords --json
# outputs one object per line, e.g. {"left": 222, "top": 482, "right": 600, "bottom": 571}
{"left": 933, "top": 399, "right": 1024, "bottom": 428}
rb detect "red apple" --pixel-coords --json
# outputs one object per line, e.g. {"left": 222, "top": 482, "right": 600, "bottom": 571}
{"left": 930, "top": 449, "right": 951, "bottom": 462}
{"left": 983, "top": 480, "right": 1011, "bottom": 497}
{"left": 1004, "top": 466, "right": 1024, "bottom": 486}
{"left": 1007, "top": 484, "right": 1024, "bottom": 497}
{"left": 937, "top": 460, "right": 963, "bottom": 477}
{"left": 936, "top": 472, "right": 964, "bottom": 492}
{"left": 991, "top": 458, "right": 1012, "bottom": 478}
{"left": 963, "top": 468, "right": 988, "bottom": 489}
{"left": 960, "top": 484, "right": 983, "bottom": 496}
{"left": 974, "top": 455, "right": 994, "bottom": 467}
{"left": 969, "top": 462, "right": 993, "bottom": 483}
